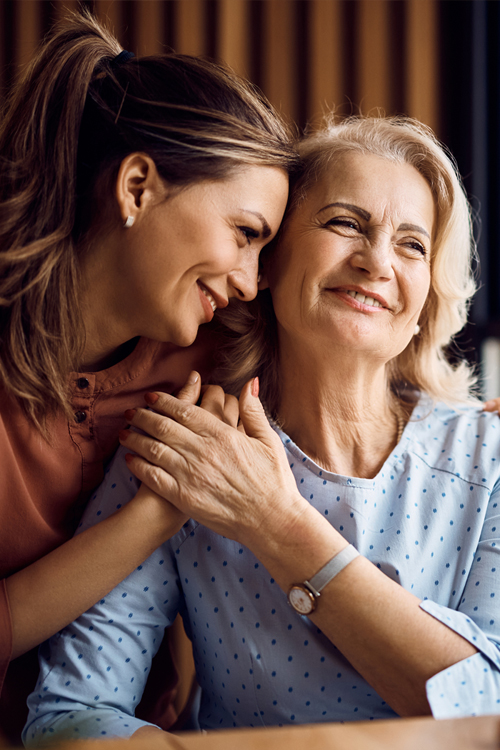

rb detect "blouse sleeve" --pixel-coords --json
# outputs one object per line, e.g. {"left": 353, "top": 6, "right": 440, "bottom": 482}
{"left": 23, "top": 447, "right": 183, "bottom": 746}
{"left": 424, "top": 480, "right": 500, "bottom": 718}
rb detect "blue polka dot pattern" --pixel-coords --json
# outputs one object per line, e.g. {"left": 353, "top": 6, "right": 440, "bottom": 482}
{"left": 23, "top": 400, "right": 500, "bottom": 744}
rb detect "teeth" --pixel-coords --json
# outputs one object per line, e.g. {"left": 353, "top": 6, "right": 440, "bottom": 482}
{"left": 346, "top": 290, "right": 381, "bottom": 308}
{"left": 200, "top": 284, "right": 217, "bottom": 312}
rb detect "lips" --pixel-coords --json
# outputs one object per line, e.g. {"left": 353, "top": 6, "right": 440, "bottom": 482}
{"left": 345, "top": 290, "right": 383, "bottom": 308}
{"left": 332, "top": 286, "right": 390, "bottom": 310}
{"left": 198, "top": 282, "right": 217, "bottom": 313}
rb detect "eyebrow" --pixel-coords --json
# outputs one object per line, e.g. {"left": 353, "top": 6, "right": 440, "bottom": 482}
{"left": 319, "top": 203, "right": 431, "bottom": 240}
{"left": 319, "top": 202, "right": 371, "bottom": 222}
{"left": 240, "top": 210, "right": 272, "bottom": 239}
{"left": 398, "top": 222, "right": 431, "bottom": 240}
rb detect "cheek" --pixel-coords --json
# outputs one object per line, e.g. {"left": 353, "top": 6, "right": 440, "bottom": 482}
{"left": 403, "top": 264, "right": 431, "bottom": 314}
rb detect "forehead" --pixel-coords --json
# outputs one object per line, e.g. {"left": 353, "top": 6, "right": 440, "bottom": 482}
{"left": 301, "top": 151, "right": 435, "bottom": 223}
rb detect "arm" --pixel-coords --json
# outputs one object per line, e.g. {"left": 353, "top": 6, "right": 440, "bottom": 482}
{"left": 23, "top": 446, "right": 185, "bottom": 746}
{"left": 6, "top": 484, "right": 186, "bottom": 659}
{"left": 4, "top": 375, "right": 205, "bottom": 660}
{"left": 120, "top": 382, "right": 498, "bottom": 718}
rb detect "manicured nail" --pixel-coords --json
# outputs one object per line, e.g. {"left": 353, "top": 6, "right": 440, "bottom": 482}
{"left": 251, "top": 377, "right": 259, "bottom": 398}
{"left": 186, "top": 370, "right": 199, "bottom": 385}
{"left": 124, "top": 409, "right": 136, "bottom": 421}
{"left": 118, "top": 429, "right": 129, "bottom": 442}
{"left": 144, "top": 392, "right": 159, "bottom": 405}
{"left": 124, "top": 453, "right": 134, "bottom": 464}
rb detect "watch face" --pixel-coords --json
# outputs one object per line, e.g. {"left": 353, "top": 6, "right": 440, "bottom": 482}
{"left": 288, "top": 585, "right": 316, "bottom": 615}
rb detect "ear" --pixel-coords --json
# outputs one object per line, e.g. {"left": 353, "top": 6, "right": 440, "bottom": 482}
{"left": 115, "top": 153, "right": 167, "bottom": 226}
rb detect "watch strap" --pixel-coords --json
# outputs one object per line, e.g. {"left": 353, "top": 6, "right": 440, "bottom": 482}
{"left": 304, "top": 544, "right": 360, "bottom": 597}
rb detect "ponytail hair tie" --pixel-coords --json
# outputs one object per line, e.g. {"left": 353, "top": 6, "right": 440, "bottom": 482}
{"left": 112, "top": 50, "right": 135, "bottom": 66}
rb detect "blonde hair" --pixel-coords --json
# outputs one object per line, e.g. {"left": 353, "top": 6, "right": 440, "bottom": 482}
{"left": 0, "top": 11, "right": 298, "bottom": 431}
{"left": 214, "top": 116, "right": 478, "bottom": 419}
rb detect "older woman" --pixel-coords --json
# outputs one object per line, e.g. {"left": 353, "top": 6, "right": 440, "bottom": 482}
{"left": 24, "top": 117, "right": 500, "bottom": 744}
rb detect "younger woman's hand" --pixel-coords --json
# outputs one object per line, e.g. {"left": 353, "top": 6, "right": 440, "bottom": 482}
{"left": 483, "top": 398, "right": 500, "bottom": 414}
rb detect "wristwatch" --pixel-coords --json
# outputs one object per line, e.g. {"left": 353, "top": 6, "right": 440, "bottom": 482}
{"left": 287, "top": 544, "right": 360, "bottom": 615}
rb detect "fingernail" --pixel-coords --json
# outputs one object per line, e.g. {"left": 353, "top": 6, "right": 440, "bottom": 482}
{"left": 187, "top": 371, "right": 199, "bottom": 385}
{"left": 124, "top": 453, "right": 133, "bottom": 464}
{"left": 118, "top": 429, "right": 129, "bottom": 442}
{"left": 483, "top": 400, "right": 496, "bottom": 410}
{"left": 251, "top": 377, "right": 259, "bottom": 398}
{"left": 124, "top": 409, "right": 137, "bottom": 421}
{"left": 144, "top": 392, "right": 159, "bottom": 405}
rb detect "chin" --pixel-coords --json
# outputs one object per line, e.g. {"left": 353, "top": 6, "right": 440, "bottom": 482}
{"left": 169, "top": 327, "right": 198, "bottom": 348}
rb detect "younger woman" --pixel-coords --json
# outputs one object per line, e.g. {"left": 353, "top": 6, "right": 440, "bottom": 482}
{"left": 0, "top": 11, "right": 295, "bottom": 741}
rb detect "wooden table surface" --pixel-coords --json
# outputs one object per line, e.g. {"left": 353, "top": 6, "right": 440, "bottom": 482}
{"left": 14, "top": 715, "right": 499, "bottom": 750}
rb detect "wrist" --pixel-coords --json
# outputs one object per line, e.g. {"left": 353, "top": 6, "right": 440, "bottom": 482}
{"left": 250, "top": 496, "right": 345, "bottom": 590}
{"left": 127, "top": 485, "right": 187, "bottom": 545}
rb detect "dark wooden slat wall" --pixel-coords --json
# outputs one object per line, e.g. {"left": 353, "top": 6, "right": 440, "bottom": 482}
{"left": 2, "top": 0, "right": 500, "bottom": 345}
{"left": 0, "top": 0, "right": 440, "bottom": 134}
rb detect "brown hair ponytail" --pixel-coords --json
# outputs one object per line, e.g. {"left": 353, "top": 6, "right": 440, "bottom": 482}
{"left": 0, "top": 11, "right": 297, "bottom": 432}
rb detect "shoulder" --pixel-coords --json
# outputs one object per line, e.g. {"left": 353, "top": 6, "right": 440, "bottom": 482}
{"left": 406, "top": 398, "right": 500, "bottom": 490}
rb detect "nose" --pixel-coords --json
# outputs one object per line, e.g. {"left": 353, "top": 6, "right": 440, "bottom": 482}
{"left": 227, "top": 248, "right": 260, "bottom": 301}
{"left": 351, "top": 232, "right": 395, "bottom": 280}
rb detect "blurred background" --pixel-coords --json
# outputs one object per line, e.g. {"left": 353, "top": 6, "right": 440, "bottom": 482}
{"left": 0, "top": 0, "right": 499, "bottom": 395}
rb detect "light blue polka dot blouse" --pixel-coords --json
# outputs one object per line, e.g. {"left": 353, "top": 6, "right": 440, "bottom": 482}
{"left": 23, "top": 399, "right": 500, "bottom": 746}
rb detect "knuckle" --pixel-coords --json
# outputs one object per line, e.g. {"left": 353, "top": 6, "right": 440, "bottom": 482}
{"left": 147, "top": 464, "right": 165, "bottom": 492}
{"left": 174, "top": 402, "right": 193, "bottom": 423}
{"left": 147, "top": 438, "right": 165, "bottom": 463}
{"left": 154, "top": 417, "right": 173, "bottom": 442}
{"left": 210, "top": 385, "right": 225, "bottom": 398}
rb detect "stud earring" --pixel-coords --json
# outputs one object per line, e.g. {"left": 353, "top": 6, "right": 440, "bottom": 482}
{"left": 414, "top": 324, "right": 420, "bottom": 336}
{"left": 124, "top": 216, "right": 135, "bottom": 228}
{"left": 257, "top": 274, "right": 262, "bottom": 284}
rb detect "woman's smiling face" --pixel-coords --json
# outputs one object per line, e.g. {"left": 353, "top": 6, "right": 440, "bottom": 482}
{"left": 267, "top": 151, "right": 435, "bottom": 363}
{"left": 99, "top": 163, "right": 289, "bottom": 351}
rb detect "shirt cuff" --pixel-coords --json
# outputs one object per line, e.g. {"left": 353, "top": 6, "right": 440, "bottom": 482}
{"left": 421, "top": 599, "right": 500, "bottom": 718}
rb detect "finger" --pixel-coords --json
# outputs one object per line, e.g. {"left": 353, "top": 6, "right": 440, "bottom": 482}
{"left": 238, "top": 377, "right": 277, "bottom": 444}
{"left": 224, "top": 393, "right": 240, "bottom": 428}
{"left": 483, "top": 398, "right": 500, "bottom": 413}
{"left": 119, "top": 427, "right": 185, "bottom": 468}
{"left": 199, "top": 386, "right": 240, "bottom": 427}
{"left": 125, "top": 453, "right": 186, "bottom": 511}
{"left": 175, "top": 371, "right": 201, "bottom": 405}
{"left": 138, "top": 391, "right": 228, "bottom": 440}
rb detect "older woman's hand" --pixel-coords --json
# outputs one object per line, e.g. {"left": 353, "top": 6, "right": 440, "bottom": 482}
{"left": 119, "top": 378, "right": 308, "bottom": 551}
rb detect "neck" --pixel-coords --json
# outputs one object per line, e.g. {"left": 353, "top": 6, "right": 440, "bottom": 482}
{"left": 78, "top": 234, "right": 143, "bottom": 371}
{"left": 276, "top": 338, "right": 405, "bottom": 479}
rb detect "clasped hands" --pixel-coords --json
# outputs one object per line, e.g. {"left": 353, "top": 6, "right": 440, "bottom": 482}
{"left": 119, "top": 372, "right": 306, "bottom": 553}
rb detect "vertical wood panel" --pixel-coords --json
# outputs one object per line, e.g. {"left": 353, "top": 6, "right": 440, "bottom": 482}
{"left": 135, "top": 0, "right": 164, "bottom": 56}
{"left": 357, "top": 0, "right": 390, "bottom": 115}
{"left": 406, "top": 0, "right": 438, "bottom": 132}
{"left": 261, "top": 0, "right": 297, "bottom": 124}
{"left": 308, "top": 0, "right": 343, "bottom": 126}
{"left": 15, "top": 0, "right": 41, "bottom": 75}
{"left": 217, "top": 0, "right": 250, "bottom": 78}
{"left": 176, "top": 0, "right": 206, "bottom": 56}
{"left": 53, "top": 0, "right": 80, "bottom": 21}
{"left": 94, "top": 0, "right": 122, "bottom": 39}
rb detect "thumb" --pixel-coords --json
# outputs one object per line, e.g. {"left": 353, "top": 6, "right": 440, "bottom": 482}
{"left": 238, "top": 377, "right": 274, "bottom": 442}
{"left": 175, "top": 370, "right": 201, "bottom": 405}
